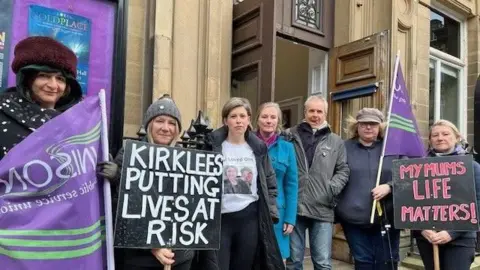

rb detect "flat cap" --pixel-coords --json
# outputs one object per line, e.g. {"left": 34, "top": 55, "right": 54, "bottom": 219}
{"left": 356, "top": 108, "right": 384, "bottom": 123}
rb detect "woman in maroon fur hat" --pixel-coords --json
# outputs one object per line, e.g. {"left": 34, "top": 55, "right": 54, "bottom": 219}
{"left": 0, "top": 36, "right": 82, "bottom": 161}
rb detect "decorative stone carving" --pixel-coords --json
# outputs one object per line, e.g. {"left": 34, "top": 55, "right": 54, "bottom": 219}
{"left": 397, "top": 0, "right": 413, "bottom": 16}
{"left": 293, "top": 0, "right": 321, "bottom": 30}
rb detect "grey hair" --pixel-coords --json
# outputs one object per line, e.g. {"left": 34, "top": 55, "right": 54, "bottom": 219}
{"left": 304, "top": 95, "right": 328, "bottom": 114}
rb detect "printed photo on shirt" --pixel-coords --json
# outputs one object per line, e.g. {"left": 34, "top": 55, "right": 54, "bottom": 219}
{"left": 240, "top": 167, "right": 253, "bottom": 187}
{"left": 223, "top": 165, "right": 251, "bottom": 194}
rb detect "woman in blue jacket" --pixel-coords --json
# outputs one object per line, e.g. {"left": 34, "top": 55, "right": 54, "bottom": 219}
{"left": 255, "top": 102, "right": 299, "bottom": 261}
{"left": 414, "top": 119, "right": 480, "bottom": 270}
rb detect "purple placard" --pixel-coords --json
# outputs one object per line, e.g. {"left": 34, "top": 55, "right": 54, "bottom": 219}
{"left": 7, "top": 0, "right": 115, "bottom": 108}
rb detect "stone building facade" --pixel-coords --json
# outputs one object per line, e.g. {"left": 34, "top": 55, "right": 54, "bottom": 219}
{"left": 122, "top": 0, "right": 480, "bottom": 265}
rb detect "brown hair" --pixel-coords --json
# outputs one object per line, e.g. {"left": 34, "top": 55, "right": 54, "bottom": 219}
{"left": 221, "top": 97, "right": 253, "bottom": 131}
{"left": 255, "top": 102, "right": 284, "bottom": 133}
{"left": 24, "top": 70, "right": 71, "bottom": 101}
{"left": 222, "top": 97, "right": 253, "bottom": 119}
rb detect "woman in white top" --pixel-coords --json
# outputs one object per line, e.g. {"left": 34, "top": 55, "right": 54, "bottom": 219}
{"left": 204, "top": 97, "right": 284, "bottom": 270}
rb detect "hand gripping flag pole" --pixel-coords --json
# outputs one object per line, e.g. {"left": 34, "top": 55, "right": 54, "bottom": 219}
{"left": 370, "top": 52, "right": 426, "bottom": 224}
{"left": 369, "top": 52, "right": 426, "bottom": 270}
{"left": 369, "top": 52, "right": 400, "bottom": 224}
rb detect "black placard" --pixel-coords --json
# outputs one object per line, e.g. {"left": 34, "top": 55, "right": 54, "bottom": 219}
{"left": 393, "top": 155, "right": 479, "bottom": 231}
{"left": 114, "top": 140, "right": 223, "bottom": 249}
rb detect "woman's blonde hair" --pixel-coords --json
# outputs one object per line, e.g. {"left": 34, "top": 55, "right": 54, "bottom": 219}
{"left": 344, "top": 115, "right": 386, "bottom": 140}
{"left": 255, "top": 102, "right": 284, "bottom": 133}
{"left": 428, "top": 119, "right": 463, "bottom": 149}
{"left": 146, "top": 117, "right": 180, "bottom": 147}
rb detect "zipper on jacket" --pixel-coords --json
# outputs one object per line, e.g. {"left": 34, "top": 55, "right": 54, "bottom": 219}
{"left": 291, "top": 132, "right": 309, "bottom": 212}
{"left": 293, "top": 130, "right": 327, "bottom": 210}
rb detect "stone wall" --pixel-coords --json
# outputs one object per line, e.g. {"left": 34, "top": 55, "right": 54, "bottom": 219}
{"left": 123, "top": 0, "right": 233, "bottom": 136}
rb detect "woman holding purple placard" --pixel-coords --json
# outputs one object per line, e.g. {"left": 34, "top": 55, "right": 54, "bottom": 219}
{"left": 414, "top": 119, "right": 480, "bottom": 270}
{"left": 0, "top": 36, "right": 82, "bottom": 161}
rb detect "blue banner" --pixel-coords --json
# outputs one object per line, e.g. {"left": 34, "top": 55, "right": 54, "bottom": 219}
{"left": 28, "top": 5, "right": 92, "bottom": 95}
{"left": 0, "top": 0, "right": 13, "bottom": 91}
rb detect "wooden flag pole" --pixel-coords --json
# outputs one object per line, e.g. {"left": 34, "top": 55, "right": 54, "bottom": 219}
{"left": 370, "top": 52, "right": 401, "bottom": 223}
{"left": 164, "top": 240, "right": 173, "bottom": 270}
{"left": 433, "top": 244, "right": 440, "bottom": 270}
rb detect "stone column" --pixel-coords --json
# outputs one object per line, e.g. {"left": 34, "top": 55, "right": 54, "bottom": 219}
{"left": 123, "top": 0, "right": 150, "bottom": 137}
{"left": 152, "top": 0, "right": 232, "bottom": 130}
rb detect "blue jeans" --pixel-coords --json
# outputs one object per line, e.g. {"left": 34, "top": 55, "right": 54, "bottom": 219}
{"left": 342, "top": 222, "right": 400, "bottom": 270}
{"left": 286, "top": 216, "right": 333, "bottom": 270}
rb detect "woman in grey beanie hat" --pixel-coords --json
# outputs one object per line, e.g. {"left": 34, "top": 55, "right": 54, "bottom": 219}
{"left": 98, "top": 95, "right": 219, "bottom": 269}
{"left": 143, "top": 94, "right": 182, "bottom": 146}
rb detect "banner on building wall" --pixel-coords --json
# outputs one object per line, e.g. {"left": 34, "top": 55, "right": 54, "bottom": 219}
{"left": 5, "top": 0, "right": 115, "bottom": 109}
{"left": 393, "top": 155, "right": 479, "bottom": 231}
{"left": 28, "top": 5, "right": 92, "bottom": 95}
{"left": 0, "top": 0, "right": 13, "bottom": 91}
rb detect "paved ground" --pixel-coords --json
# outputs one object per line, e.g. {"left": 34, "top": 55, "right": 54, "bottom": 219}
{"left": 303, "top": 258, "right": 410, "bottom": 269}
{"left": 303, "top": 258, "right": 353, "bottom": 270}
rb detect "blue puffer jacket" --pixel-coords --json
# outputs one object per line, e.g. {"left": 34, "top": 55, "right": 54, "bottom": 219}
{"left": 413, "top": 146, "right": 480, "bottom": 246}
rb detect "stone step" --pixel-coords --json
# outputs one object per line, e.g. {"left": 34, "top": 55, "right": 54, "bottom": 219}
{"left": 400, "top": 254, "right": 424, "bottom": 270}
{"left": 401, "top": 254, "right": 480, "bottom": 270}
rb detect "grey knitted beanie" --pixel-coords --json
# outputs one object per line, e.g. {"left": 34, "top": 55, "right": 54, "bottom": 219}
{"left": 143, "top": 94, "right": 182, "bottom": 131}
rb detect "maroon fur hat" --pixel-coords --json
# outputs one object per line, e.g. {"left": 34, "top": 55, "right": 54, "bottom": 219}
{"left": 11, "top": 36, "right": 78, "bottom": 77}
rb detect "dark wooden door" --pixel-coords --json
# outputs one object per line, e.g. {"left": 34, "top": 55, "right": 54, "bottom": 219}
{"left": 231, "top": 0, "right": 276, "bottom": 114}
{"left": 327, "top": 30, "right": 391, "bottom": 136}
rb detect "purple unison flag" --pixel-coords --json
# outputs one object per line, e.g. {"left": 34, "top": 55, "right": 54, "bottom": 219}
{"left": 0, "top": 96, "right": 106, "bottom": 270}
{"left": 384, "top": 62, "right": 425, "bottom": 157}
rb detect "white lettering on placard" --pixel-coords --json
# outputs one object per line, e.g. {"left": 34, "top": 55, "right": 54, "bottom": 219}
{"left": 119, "top": 143, "right": 226, "bottom": 247}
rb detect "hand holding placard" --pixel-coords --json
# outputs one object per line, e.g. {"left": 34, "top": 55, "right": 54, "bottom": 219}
{"left": 394, "top": 155, "right": 479, "bottom": 270}
{"left": 393, "top": 156, "right": 479, "bottom": 231}
{"left": 114, "top": 140, "right": 223, "bottom": 250}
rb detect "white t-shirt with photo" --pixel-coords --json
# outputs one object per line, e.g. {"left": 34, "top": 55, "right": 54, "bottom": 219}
{"left": 221, "top": 141, "right": 259, "bottom": 213}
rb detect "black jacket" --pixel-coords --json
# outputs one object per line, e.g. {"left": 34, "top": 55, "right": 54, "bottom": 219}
{"left": 204, "top": 126, "right": 284, "bottom": 270}
{"left": 111, "top": 143, "right": 219, "bottom": 270}
{"left": 413, "top": 147, "right": 480, "bottom": 247}
{"left": 0, "top": 86, "right": 81, "bottom": 161}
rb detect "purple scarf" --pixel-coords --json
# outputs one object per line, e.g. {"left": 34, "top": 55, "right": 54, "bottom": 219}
{"left": 256, "top": 131, "right": 278, "bottom": 147}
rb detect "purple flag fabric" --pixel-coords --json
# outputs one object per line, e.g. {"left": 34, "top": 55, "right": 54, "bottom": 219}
{"left": 384, "top": 62, "right": 426, "bottom": 157}
{"left": 0, "top": 95, "right": 106, "bottom": 270}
